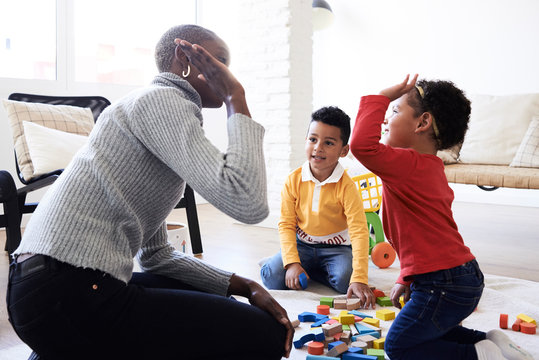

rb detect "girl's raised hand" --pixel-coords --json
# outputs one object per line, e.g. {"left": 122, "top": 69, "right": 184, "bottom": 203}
{"left": 380, "top": 74, "right": 418, "bottom": 102}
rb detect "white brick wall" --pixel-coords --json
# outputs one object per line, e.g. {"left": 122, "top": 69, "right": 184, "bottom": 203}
{"left": 236, "top": 0, "right": 313, "bottom": 227}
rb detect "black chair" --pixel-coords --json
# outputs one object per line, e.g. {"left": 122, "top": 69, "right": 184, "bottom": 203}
{"left": 1, "top": 93, "right": 203, "bottom": 256}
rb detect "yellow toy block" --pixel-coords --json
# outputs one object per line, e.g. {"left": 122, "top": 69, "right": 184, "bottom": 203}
{"left": 376, "top": 309, "right": 395, "bottom": 321}
{"left": 362, "top": 317, "right": 380, "bottom": 327}
{"left": 517, "top": 313, "right": 537, "bottom": 325}
{"left": 373, "top": 337, "right": 385, "bottom": 349}
{"left": 338, "top": 311, "right": 355, "bottom": 325}
{"left": 399, "top": 295, "right": 405, "bottom": 308}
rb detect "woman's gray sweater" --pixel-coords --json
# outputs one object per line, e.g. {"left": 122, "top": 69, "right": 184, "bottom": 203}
{"left": 15, "top": 72, "right": 268, "bottom": 296}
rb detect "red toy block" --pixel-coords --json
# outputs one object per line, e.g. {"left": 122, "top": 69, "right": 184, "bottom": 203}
{"left": 317, "top": 305, "right": 330, "bottom": 315}
{"left": 372, "top": 289, "right": 385, "bottom": 298}
{"left": 499, "top": 314, "right": 508, "bottom": 329}
{"left": 521, "top": 322, "right": 537, "bottom": 335}
{"left": 512, "top": 318, "right": 523, "bottom": 332}
{"left": 308, "top": 341, "right": 325, "bottom": 355}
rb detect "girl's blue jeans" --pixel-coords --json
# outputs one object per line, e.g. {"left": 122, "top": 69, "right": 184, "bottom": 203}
{"left": 260, "top": 239, "right": 353, "bottom": 294}
{"left": 385, "top": 259, "right": 486, "bottom": 360}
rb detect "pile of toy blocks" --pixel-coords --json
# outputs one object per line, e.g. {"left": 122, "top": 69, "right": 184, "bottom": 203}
{"left": 500, "top": 313, "right": 537, "bottom": 335}
{"left": 292, "top": 292, "right": 398, "bottom": 360}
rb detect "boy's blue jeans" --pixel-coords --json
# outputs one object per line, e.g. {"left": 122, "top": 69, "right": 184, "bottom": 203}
{"left": 260, "top": 239, "right": 352, "bottom": 294}
{"left": 385, "top": 259, "right": 486, "bottom": 360}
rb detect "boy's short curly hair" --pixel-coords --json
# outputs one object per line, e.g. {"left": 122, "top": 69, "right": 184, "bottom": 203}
{"left": 311, "top": 106, "right": 351, "bottom": 145}
{"left": 407, "top": 79, "right": 471, "bottom": 151}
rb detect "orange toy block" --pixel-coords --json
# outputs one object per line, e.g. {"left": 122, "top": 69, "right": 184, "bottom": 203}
{"left": 499, "top": 314, "right": 508, "bottom": 329}
{"left": 362, "top": 317, "right": 380, "bottom": 327}
{"left": 373, "top": 337, "right": 385, "bottom": 350}
{"left": 517, "top": 313, "right": 537, "bottom": 325}
{"left": 520, "top": 322, "right": 537, "bottom": 335}
{"left": 512, "top": 318, "right": 523, "bottom": 332}
{"left": 317, "top": 305, "right": 330, "bottom": 315}
{"left": 307, "top": 341, "right": 325, "bottom": 355}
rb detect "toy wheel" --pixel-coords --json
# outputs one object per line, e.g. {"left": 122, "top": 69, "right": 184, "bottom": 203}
{"left": 371, "top": 242, "right": 396, "bottom": 269}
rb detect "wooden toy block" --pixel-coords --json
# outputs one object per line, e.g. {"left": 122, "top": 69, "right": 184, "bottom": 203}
{"left": 520, "top": 322, "right": 537, "bottom": 335}
{"left": 299, "top": 272, "right": 308, "bottom": 289}
{"left": 346, "top": 346, "right": 363, "bottom": 354}
{"left": 312, "top": 317, "right": 331, "bottom": 328}
{"left": 323, "top": 322, "right": 343, "bottom": 337}
{"left": 399, "top": 296, "right": 405, "bottom": 308}
{"left": 372, "top": 289, "right": 385, "bottom": 298}
{"left": 291, "top": 319, "right": 300, "bottom": 328}
{"left": 349, "top": 310, "right": 373, "bottom": 319}
{"left": 311, "top": 328, "right": 326, "bottom": 342}
{"left": 339, "top": 312, "right": 356, "bottom": 325}
{"left": 353, "top": 335, "right": 377, "bottom": 348}
{"left": 334, "top": 299, "right": 348, "bottom": 309}
{"left": 320, "top": 297, "right": 334, "bottom": 308}
{"left": 354, "top": 322, "right": 377, "bottom": 336}
{"left": 517, "top": 313, "right": 537, "bottom": 325}
{"left": 353, "top": 315, "right": 363, "bottom": 322}
{"left": 342, "top": 324, "right": 351, "bottom": 332}
{"left": 512, "top": 318, "right": 523, "bottom": 332}
{"left": 299, "top": 312, "right": 329, "bottom": 322}
{"left": 373, "top": 337, "right": 385, "bottom": 350}
{"left": 362, "top": 317, "right": 380, "bottom": 327}
{"left": 342, "top": 354, "right": 377, "bottom": 360}
{"left": 317, "top": 304, "right": 331, "bottom": 315}
{"left": 376, "top": 309, "right": 395, "bottom": 321}
{"left": 324, "top": 336, "right": 334, "bottom": 347}
{"left": 293, "top": 333, "right": 315, "bottom": 349}
{"left": 341, "top": 330, "right": 351, "bottom": 344}
{"left": 350, "top": 340, "right": 368, "bottom": 351}
{"left": 362, "top": 331, "right": 381, "bottom": 339}
{"left": 359, "top": 321, "right": 382, "bottom": 335}
{"left": 499, "top": 314, "right": 508, "bottom": 329}
{"left": 347, "top": 298, "right": 361, "bottom": 310}
{"left": 376, "top": 296, "right": 392, "bottom": 306}
{"left": 306, "top": 355, "right": 340, "bottom": 360}
{"left": 325, "top": 319, "right": 338, "bottom": 325}
{"left": 349, "top": 322, "right": 359, "bottom": 336}
{"left": 308, "top": 341, "right": 325, "bottom": 355}
{"left": 327, "top": 341, "right": 348, "bottom": 357}
{"left": 333, "top": 332, "right": 343, "bottom": 341}
{"left": 367, "top": 348, "right": 385, "bottom": 360}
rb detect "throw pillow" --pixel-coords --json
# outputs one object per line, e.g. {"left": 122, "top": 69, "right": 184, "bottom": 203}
{"left": 23, "top": 121, "right": 89, "bottom": 177}
{"left": 437, "top": 143, "right": 462, "bottom": 164}
{"left": 459, "top": 93, "right": 539, "bottom": 165}
{"left": 2, "top": 99, "right": 94, "bottom": 181}
{"left": 510, "top": 116, "right": 539, "bottom": 168}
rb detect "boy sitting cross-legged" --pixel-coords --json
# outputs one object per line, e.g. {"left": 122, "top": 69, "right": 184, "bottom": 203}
{"left": 260, "top": 106, "right": 375, "bottom": 308}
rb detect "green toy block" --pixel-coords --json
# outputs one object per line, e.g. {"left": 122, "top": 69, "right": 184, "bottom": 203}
{"left": 342, "top": 324, "right": 351, "bottom": 332}
{"left": 376, "top": 296, "right": 392, "bottom": 306}
{"left": 367, "top": 348, "right": 385, "bottom": 360}
{"left": 320, "top": 297, "right": 334, "bottom": 307}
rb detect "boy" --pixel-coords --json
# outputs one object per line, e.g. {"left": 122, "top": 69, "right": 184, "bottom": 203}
{"left": 261, "top": 106, "right": 375, "bottom": 308}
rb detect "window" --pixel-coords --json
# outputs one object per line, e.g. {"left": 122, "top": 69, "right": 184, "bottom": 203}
{"left": 0, "top": 0, "right": 56, "bottom": 80}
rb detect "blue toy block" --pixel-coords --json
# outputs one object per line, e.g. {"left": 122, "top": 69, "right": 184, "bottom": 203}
{"left": 311, "top": 317, "right": 330, "bottom": 328}
{"left": 354, "top": 322, "right": 377, "bottom": 335}
{"left": 348, "top": 310, "right": 373, "bottom": 319}
{"left": 299, "top": 272, "right": 308, "bottom": 289}
{"left": 342, "top": 354, "right": 377, "bottom": 360}
{"left": 306, "top": 355, "right": 340, "bottom": 360}
{"left": 328, "top": 340, "right": 345, "bottom": 351}
{"left": 312, "top": 327, "right": 325, "bottom": 342}
{"left": 293, "top": 333, "right": 315, "bottom": 349}
{"left": 298, "top": 311, "right": 328, "bottom": 323}
{"left": 346, "top": 347, "right": 364, "bottom": 354}
{"left": 362, "top": 330, "right": 381, "bottom": 339}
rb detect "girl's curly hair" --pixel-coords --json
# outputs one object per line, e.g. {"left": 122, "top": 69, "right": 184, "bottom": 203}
{"left": 407, "top": 79, "right": 471, "bottom": 150}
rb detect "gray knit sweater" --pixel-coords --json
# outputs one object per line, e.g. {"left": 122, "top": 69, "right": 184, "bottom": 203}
{"left": 16, "top": 72, "right": 268, "bottom": 296}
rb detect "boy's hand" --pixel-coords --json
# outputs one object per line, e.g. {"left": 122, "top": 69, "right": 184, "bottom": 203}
{"left": 347, "top": 282, "right": 376, "bottom": 309}
{"left": 390, "top": 282, "right": 411, "bottom": 309}
{"left": 285, "top": 263, "right": 309, "bottom": 290}
{"left": 379, "top": 74, "right": 418, "bottom": 102}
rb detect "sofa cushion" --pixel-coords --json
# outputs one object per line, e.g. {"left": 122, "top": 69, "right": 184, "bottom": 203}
{"left": 459, "top": 93, "right": 539, "bottom": 165}
{"left": 510, "top": 116, "right": 539, "bottom": 168}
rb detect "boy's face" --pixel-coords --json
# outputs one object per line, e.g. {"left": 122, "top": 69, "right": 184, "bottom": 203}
{"left": 382, "top": 93, "right": 420, "bottom": 148}
{"left": 305, "top": 120, "right": 349, "bottom": 182}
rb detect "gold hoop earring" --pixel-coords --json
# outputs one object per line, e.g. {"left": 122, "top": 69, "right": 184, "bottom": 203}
{"left": 182, "top": 64, "right": 191, "bottom": 78}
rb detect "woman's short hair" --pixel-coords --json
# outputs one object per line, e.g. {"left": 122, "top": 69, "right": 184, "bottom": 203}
{"left": 155, "top": 24, "right": 218, "bottom": 73}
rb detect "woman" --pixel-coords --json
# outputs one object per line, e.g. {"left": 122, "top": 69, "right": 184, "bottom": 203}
{"left": 7, "top": 24, "right": 293, "bottom": 359}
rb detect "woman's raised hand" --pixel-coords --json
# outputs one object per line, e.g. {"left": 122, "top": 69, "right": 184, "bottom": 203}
{"left": 380, "top": 74, "right": 419, "bottom": 102}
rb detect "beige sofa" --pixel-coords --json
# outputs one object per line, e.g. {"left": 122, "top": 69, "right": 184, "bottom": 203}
{"left": 438, "top": 93, "right": 539, "bottom": 190}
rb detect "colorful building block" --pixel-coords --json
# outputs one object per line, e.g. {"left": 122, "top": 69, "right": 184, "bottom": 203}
{"left": 327, "top": 341, "right": 348, "bottom": 357}
{"left": 372, "top": 289, "right": 385, "bottom": 298}
{"left": 317, "top": 304, "right": 330, "bottom": 315}
{"left": 376, "top": 309, "right": 395, "bottom": 321}
{"left": 323, "top": 322, "right": 343, "bottom": 337}
{"left": 347, "top": 298, "right": 361, "bottom": 310}
{"left": 353, "top": 335, "right": 377, "bottom": 348}
{"left": 306, "top": 355, "right": 340, "bottom": 360}
{"left": 520, "top": 322, "right": 537, "bottom": 335}
{"left": 517, "top": 313, "right": 537, "bottom": 325}
{"left": 373, "top": 337, "right": 385, "bottom": 350}
{"left": 299, "top": 312, "right": 329, "bottom": 323}
{"left": 350, "top": 340, "right": 368, "bottom": 351}
{"left": 512, "top": 318, "right": 523, "bottom": 332}
{"left": 320, "top": 297, "right": 334, "bottom": 307}
{"left": 299, "top": 272, "right": 308, "bottom": 289}
{"left": 339, "top": 311, "right": 356, "bottom": 325}
{"left": 341, "top": 331, "right": 351, "bottom": 344}
{"left": 348, "top": 310, "right": 373, "bottom": 319}
{"left": 334, "top": 299, "right": 348, "bottom": 309}
{"left": 342, "top": 354, "right": 377, "bottom": 360}
{"left": 367, "top": 348, "right": 385, "bottom": 360}
{"left": 376, "top": 296, "right": 392, "bottom": 306}
{"left": 499, "top": 314, "right": 508, "bottom": 329}
{"left": 308, "top": 341, "right": 325, "bottom": 355}
{"left": 399, "top": 296, "right": 405, "bottom": 308}
{"left": 291, "top": 319, "right": 300, "bottom": 328}
{"left": 362, "top": 317, "right": 380, "bottom": 327}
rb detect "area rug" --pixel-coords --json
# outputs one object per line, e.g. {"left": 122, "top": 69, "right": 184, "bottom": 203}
{"left": 269, "top": 263, "right": 539, "bottom": 360}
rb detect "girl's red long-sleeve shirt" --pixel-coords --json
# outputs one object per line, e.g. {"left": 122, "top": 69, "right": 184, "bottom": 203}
{"left": 350, "top": 95, "right": 475, "bottom": 284}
